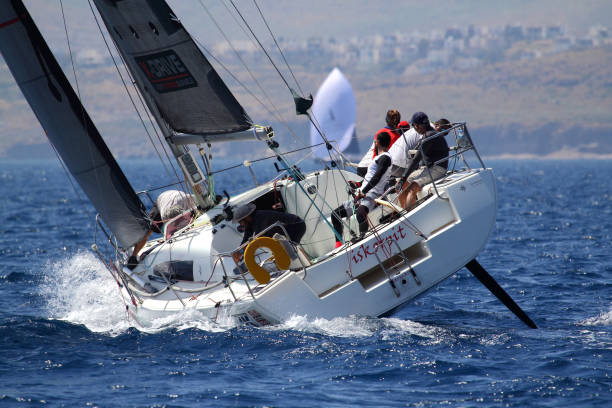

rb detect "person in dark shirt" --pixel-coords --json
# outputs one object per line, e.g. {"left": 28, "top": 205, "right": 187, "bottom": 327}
{"left": 397, "top": 112, "right": 449, "bottom": 210}
{"left": 231, "top": 203, "right": 306, "bottom": 263}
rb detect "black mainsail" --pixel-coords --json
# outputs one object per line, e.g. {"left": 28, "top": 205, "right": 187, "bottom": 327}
{"left": 0, "top": 0, "right": 150, "bottom": 249}
{"left": 92, "top": 0, "right": 253, "bottom": 137}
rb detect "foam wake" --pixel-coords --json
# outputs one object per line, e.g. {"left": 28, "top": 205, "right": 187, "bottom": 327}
{"left": 39, "top": 251, "right": 238, "bottom": 335}
{"left": 39, "top": 251, "right": 131, "bottom": 335}
{"left": 581, "top": 305, "right": 612, "bottom": 326}
{"left": 273, "top": 314, "right": 448, "bottom": 341}
{"left": 137, "top": 308, "right": 234, "bottom": 334}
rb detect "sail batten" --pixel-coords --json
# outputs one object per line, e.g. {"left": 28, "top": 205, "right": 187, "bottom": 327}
{"left": 0, "top": 1, "right": 150, "bottom": 249}
{"left": 93, "top": 0, "right": 252, "bottom": 137}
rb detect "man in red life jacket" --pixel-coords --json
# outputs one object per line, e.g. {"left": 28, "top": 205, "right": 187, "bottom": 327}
{"left": 356, "top": 109, "right": 401, "bottom": 176}
{"left": 398, "top": 120, "right": 410, "bottom": 133}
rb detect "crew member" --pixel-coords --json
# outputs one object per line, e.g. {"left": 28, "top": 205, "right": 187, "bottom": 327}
{"left": 397, "top": 112, "right": 449, "bottom": 210}
{"left": 332, "top": 131, "right": 393, "bottom": 247}
{"left": 127, "top": 190, "right": 195, "bottom": 269}
{"left": 356, "top": 109, "right": 401, "bottom": 176}
{"left": 231, "top": 204, "right": 306, "bottom": 263}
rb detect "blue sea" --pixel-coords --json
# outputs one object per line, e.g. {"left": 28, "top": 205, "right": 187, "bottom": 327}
{"left": 0, "top": 159, "right": 610, "bottom": 407}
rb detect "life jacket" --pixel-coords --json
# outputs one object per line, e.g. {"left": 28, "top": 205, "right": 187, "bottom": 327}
{"left": 372, "top": 127, "right": 401, "bottom": 158}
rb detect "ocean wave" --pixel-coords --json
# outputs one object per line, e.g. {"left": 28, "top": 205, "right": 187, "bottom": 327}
{"left": 275, "top": 314, "right": 378, "bottom": 337}
{"left": 137, "top": 308, "right": 232, "bottom": 334}
{"left": 38, "top": 251, "right": 132, "bottom": 336}
{"left": 581, "top": 306, "right": 612, "bottom": 326}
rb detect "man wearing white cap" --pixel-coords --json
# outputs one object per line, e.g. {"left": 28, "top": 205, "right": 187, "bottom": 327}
{"left": 127, "top": 189, "right": 195, "bottom": 269}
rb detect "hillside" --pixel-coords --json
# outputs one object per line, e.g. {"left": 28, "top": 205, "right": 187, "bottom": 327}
{"left": 1, "top": 47, "right": 611, "bottom": 159}
{"left": 347, "top": 47, "right": 612, "bottom": 157}
{"left": 230, "top": 46, "right": 612, "bottom": 158}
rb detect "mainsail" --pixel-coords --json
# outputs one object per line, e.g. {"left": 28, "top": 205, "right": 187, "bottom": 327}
{"left": 92, "top": 0, "right": 252, "bottom": 137}
{"left": 0, "top": 0, "right": 150, "bottom": 249}
{"left": 310, "top": 68, "right": 360, "bottom": 159}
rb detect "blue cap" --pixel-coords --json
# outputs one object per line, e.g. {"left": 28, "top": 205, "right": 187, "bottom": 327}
{"left": 232, "top": 203, "right": 256, "bottom": 223}
{"left": 410, "top": 111, "right": 429, "bottom": 126}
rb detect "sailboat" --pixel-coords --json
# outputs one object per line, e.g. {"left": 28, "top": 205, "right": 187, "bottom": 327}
{"left": 0, "top": 0, "right": 536, "bottom": 329}
{"left": 310, "top": 67, "right": 361, "bottom": 160}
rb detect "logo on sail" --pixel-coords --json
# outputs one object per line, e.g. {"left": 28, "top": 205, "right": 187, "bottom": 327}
{"left": 135, "top": 50, "right": 197, "bottom": 93}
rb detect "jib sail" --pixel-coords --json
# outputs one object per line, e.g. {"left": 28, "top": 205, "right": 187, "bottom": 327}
{"left": 0, "top": 1, "right": 150, "bottom": 248}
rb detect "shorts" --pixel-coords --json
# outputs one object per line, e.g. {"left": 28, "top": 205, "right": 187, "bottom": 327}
{"left": 407, "top": 165, "right": 447, "bottom": 187}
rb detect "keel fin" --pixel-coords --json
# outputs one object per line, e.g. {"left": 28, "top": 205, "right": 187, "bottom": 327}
{"left": 466, "top": 259, "right": 537, "bottom": 329}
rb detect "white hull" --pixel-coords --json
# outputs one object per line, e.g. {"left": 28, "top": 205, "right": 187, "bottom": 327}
{"left": 124, "top": 167, "right": 497, "bottom": 327}
{"left": 1, "top": 3, "right": 527, "bottom": 329}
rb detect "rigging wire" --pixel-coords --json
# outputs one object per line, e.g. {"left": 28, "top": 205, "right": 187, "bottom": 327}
{"left": 238, "top": 0, "right": 351, "bottom": 190}
{"left": 250, "top": 0, "right": 345, "bottom": 163}
{"left": 194, "top": 0, "right": 301, "bottom": 146}
{"left": 231, "top": 0, "right": 345, "bottom": 165}
{"left": 198, "top": 1, "right": 277, "bottom": 115}
{"left": 210, "top": 142, "right": 327, "bottom": 175}
{"left": 251, "top": 0, "right": 304, "bottom": 95}
{"left": 56, "top": 0, "right": 99, "bottom": 223}
{"left": 228, "top": 0, "right": 293, "bottom": 96}
{"left": 227, "top": 0, "right": 347, "bottom": 166}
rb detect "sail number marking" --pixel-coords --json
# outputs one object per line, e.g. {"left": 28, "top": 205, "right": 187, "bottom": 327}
{"left": 135, "top": 50, "right": 197, "bottom": 93}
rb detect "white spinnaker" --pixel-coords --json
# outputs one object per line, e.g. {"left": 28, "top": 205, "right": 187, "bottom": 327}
{"left": 310, "top": 68, "right": 357, "bottom": 159}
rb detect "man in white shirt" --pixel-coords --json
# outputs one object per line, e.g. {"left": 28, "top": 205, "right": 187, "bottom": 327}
{"left": 388, "top": 120, "right": 421, "bottom": 176}
{"left": 331, "top": 131, "right": 393, "bottom": 247}
{"left": 396, "top": 112, "right": 449, "bottom": 210}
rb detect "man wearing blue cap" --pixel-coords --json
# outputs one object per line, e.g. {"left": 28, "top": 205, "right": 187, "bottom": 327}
{"left": 396, "top": 112, "right": 449, "bottom": 210}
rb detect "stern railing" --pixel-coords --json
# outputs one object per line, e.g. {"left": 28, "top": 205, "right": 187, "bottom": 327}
{"left": 412, "top": 122, "right": 485, "bottom": 200}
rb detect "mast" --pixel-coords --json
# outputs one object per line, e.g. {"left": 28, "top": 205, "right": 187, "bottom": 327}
{"left": 0, "top": 0, "right": 150, "bottom": 249}
{"left": 92, "top": 0, "right": 264, "bottom": 209}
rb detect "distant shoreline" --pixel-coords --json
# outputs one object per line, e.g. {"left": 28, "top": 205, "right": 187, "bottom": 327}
{"left": 3, "top": 153, "right": 612, "bottom": 162}
{"left": 484, "top": 151, "right": 612, "bottom": 160}
{"left": 2, "top": 143, "right": 612, "bottom": 161}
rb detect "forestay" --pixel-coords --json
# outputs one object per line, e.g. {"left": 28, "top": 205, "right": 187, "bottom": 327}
{"left": 0, "top": 1, "right": 150, "bottom": 249}
{"left": 93, "top": 0, "right": 252, "bottom": 136}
